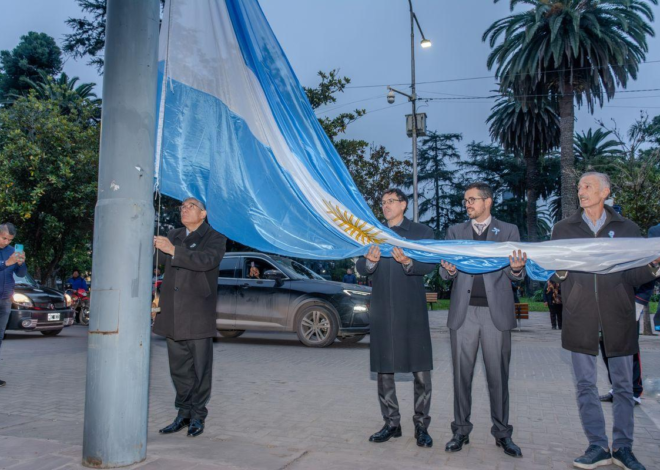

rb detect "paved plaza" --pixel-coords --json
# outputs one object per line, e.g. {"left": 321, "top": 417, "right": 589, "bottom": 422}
{"left": 1, "top": 310, "right": 660, "bottom": 470}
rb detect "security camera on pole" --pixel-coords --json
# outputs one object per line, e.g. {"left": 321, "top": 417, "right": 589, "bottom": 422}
{"left": 386, "top": 0, "right": 431, "bottom": 223}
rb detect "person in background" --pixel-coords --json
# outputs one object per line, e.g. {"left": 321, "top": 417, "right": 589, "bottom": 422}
{"left": 343, "top": 268, "right": 357, "bottom": 284}
{"left": 67, "top": 269, "right": 88, "bottom": 291}
{"left": 0, "top": 222, "right": 28, "bottom": 387}
{"left": 543, "top": 280, "right": 562, "bottom": 330}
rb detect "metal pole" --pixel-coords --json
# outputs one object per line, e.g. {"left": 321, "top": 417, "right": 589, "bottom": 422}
{"left": 409, "top": 1, "right": 419, "bottom": 222}
{"left": 82, "top": 0, "right": 159, "bottom": 467}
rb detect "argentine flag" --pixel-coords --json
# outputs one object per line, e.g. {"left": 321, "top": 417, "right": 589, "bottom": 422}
{"left": 155, "top": 0, "right": 660, "bottom": 280}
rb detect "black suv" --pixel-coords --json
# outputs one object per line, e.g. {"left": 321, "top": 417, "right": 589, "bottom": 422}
{"left": 216, "top": 253, "right": 370, "bottom": 347}
{"left": 5, "top": 273, "right": 75, "bottom": 336}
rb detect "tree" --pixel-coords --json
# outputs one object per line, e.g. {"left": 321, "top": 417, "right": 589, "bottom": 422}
{"left": 12, "top": 70, "right": 101, "bottom": 120}
{"left": 0, "top": 91, "right": 99, "bottom": 284}
{"left": 487, "top": 92, "right": 560, "bottom": 240}
{"left": 484, "top": 0, "right": 658, "bottom": 219}
{"left": 415, "top": 132, "right": 462, "bottom": 236}
{"left": 0, "top": 32, "right": 63, "bottom": 103}
{"left": 63, "top": 0, "right": 165, "bottom": 74}
{"left": 574, "top": 128, "right": 622, "bottom": 174}
{"left": 459, "top": 142, "right": 560, "bottom": 240}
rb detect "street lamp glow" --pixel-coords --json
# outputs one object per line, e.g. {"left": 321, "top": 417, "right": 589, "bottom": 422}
{"left": 420, "top": 38, "right": 432, "bottom": 48}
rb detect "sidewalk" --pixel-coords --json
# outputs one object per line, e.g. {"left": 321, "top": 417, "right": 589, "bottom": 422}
{"left": 1, "top": 310, "right": 659, "bottom": 470}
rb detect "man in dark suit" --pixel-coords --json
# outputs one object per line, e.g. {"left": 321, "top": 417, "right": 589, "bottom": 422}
{"left": 440, "top": 182, "right": 526, "bottom": 458}
{"left": 356, "top": 188, "right": 436, "bottom": 448}
{"left": 153, "top": 197, "right": 227, "bottom": 438}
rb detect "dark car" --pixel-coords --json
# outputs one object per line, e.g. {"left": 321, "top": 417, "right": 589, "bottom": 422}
{"left": 5, "top": 273, "right": 75, "bottom": 336}
{"left": 216, "top": 252, "right": 371, "bottom": 347}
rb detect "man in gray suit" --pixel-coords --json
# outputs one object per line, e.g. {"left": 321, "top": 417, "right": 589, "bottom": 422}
{"left": 440, "top": 182, "right": 527, "bottom": 458}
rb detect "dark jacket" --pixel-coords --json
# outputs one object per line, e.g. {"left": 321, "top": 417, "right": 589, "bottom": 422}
{"left": 0, "top": 245, "right": 28, "bottom": 299}
{"left": 356, "top": 217, "right": 435, "bottom": 373}
{"left": 551, "top": 206, "right": 659, "bottom": 357}
{"left": 153, "top": 223, "right": 227, "bottom": 341}
{"left": 543, "top": 281, "right": 562, "bottom": 307}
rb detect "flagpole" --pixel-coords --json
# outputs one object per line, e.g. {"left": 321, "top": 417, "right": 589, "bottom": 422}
{"left": 82, "top": 0, "right": 160, "bottom": 467}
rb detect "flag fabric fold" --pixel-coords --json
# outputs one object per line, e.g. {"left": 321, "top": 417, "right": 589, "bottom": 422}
{"left": 155, "top": 0, "right": 660, "bottom": 281}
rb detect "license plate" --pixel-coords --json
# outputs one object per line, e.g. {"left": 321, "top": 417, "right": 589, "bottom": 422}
{"left": 48, "top": 313, "right": 60, "bottom": 321}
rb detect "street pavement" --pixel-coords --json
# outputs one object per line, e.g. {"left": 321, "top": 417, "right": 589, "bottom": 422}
{"left": 1, "top": 310, "right": 660, "bottom": 470}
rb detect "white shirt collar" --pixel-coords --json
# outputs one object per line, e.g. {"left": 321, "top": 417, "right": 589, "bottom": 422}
{"left": 471, "top": 215, "right": 492, "bottom": 230}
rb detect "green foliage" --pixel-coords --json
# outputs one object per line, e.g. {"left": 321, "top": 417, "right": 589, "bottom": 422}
{"left": 63, "top": 0, "right": 166, "bottom": 74}
{"left": 0, "top": 92, "right": 99, "bottom": 284}
{"left": 574, "top": 128, "right": 623, "bottom": 173}
{"left": 414, "top": 132, "right": 463, "bottom": 237}
{"left": 484, "top": 0, "right": 658, "bottom": 219}
{"left": 0, "top": 32, "right": 63, "bottom": 103}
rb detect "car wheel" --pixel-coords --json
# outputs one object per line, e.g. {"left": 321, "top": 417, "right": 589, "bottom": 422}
{"left": 218, "top": 330, "right": 245, "bottom": 338}
{"left": 295, "top": 304, "right": 338, "bottom": 348}
{"left": 41, "top": 329, "right": 63, "bottom": 336}
{"left": 337, "top": 334, "right": 366, "bottom": 343}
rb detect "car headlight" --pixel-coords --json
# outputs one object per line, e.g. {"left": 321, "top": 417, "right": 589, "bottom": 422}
{"left": 64, "top": 293, "right": 73, "bottom": 307}
{"left": 12, "top": 293, "right": 33, "bottom": 308}
{"left": 353, "top": 305, "right": 368, "bottom": 312}
{"left": 343, "top": 289, "right": 370, "bottom": 297}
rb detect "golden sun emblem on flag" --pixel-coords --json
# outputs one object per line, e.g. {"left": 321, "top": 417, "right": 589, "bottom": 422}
{"left": 323, "top": 200, "right": 386, "bottom": 245}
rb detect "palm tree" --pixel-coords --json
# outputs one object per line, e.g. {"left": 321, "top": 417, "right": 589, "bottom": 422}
{"left": 574, "top": 128, "right": 622, "bottom": 173}
{"left": 487, "top": 91, "right": 560, "bottom": 240}
{"left": 484, "top": 0, "right": 657, "bottom": 218}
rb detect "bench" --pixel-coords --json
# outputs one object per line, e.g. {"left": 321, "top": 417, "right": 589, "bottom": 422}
{"left": 514, "top": 303, "right": 529, "bottom": 331}
{"left": 426, "top": 292, "right": 438, "bottom": 309}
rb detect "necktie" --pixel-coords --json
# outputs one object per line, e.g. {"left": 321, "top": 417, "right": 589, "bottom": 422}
{"left": 475, "top": 223, "right": 486, "bottom": 235}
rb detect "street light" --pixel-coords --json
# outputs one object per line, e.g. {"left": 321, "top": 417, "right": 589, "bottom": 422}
{"left": 386, "top": 0, "right": 431, "bottom": 223}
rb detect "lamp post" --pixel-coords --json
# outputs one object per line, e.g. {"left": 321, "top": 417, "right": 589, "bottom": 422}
{"left": 387, "top": 0, "right": 431, "bottom": 223}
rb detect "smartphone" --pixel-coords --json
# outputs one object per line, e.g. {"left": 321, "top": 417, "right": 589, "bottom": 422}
{"left": 14, "top": 244, "right": 23, "bottom": 253}
{"left": 251, "top": 261, "right": 255, "bottom": 268}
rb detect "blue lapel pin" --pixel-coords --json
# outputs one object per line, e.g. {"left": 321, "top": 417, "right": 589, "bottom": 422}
{"left": 492, "top": 227, "right": 500, "bottom": 235}
{"left": 608, "top": 231, "right": 614, "bottom": 238}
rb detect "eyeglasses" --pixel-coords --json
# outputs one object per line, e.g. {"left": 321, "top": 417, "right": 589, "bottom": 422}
{"left": 179, "top": 203, "right": 202, "bottom": 212}
{"left": 381, "top": 198, "right": 403, "bottom": 206}
{"left": 462, "top": 197, "right": 487, "bottom": 207}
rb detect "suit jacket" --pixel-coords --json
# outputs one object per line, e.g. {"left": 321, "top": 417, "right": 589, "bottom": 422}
{"left": 153, "top": 222, "right": 227, "bottom": 341}
{"left": 441, "top": 218, "right": 525, "bottom": 331}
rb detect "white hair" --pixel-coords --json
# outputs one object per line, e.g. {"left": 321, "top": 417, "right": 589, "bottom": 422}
{"left": 580, "top": 172, "right": 611, "bottom": 190}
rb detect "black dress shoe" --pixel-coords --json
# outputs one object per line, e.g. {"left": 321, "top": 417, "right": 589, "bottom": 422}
{"left": 187, "top": 418, "right": 204, "bottom": 437}
{"left": 496, "top": 437, "right": 523, "bottom": 458}
{"left": 414, "top": 424, "right": 433, "bottom": 448}
{"left": 159, "top": 416, "right": 190, "bottom": 434}
{"left": 599, "top": 393, "right": 613, "bottom": 402}
{"left": 369, "top": 424, "right": 402, "bottom": 443}
{"left": 0, "top": 379, "right": 6, "bottom": 387}
{"left": 445, "top": 433, "right": 469, "bottom": 452}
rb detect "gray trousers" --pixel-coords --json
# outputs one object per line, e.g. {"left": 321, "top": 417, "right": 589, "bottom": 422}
{"left": 166, "top": 337, "right": 214, "bottom": 421}
{"left": 450, "top": 305, "right": 513, "bottom": 439}
{"left": 571, "top": 352, "right": 634, "bottom": 450}
{"left": 377, "top": 371, "right": 432, "bottom": 429}
{"left": 0, "top": 298, "right": 12, "bottom": 355}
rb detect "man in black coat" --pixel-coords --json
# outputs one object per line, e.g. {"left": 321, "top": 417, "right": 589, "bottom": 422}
{"left": 154, "top": 197, "right": 227, "bottom": 438}
{"left": 439, "top": 182, "right": 526, "bottom": 458}
{"left": 551, "top": 172, "right": 660, "bottom": 470}
{"left": 356, "top": 188, "right": 436, "bottom": 448}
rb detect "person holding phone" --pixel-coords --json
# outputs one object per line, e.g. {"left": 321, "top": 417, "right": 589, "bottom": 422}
{"left": 0, "top": 222, "right": 27, "bottom": 387}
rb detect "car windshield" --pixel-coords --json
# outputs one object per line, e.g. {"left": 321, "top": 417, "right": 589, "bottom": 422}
{"left": 271, "top": 258, "right": 325, "bottom": 280}
{"left": 13, "top": 272, "right": 38, "bottom": 287}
